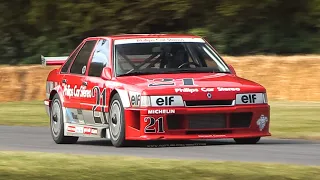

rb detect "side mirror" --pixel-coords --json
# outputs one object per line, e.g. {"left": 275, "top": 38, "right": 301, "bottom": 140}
{"left": 228, "top": 64, "right": 236, "bottom": 75}
{"left": 101, "top": 67, "right": 112, "bottom": 80}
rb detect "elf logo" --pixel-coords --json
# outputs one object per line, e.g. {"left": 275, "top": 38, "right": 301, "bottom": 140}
{"left": 236, "top": 93, "right": 264, "bottom": 104}
{"left": 150, "top": 96, "right": 184, "bottom": 107}
{"left": 241, "top": 94, "right": 257, "bottom": 103}
{"left": 156, "top": 96, "right": 174, "bottom": 106}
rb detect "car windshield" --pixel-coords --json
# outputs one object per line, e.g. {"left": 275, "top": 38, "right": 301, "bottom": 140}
{"left": 113, "top": 38, "right": 231, "bottom": 76}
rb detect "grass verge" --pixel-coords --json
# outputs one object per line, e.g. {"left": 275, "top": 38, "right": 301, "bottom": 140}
{"left": 0, "top": 101, "right": 319, "bottom": 139}
{"left": 270, "top": 101, "right": 320, "bottom": 139}
{"left": 0, "top": 101, "right": 48, "bottom": 126}
{"left": 0, "top": 151, "right": 319, "bottom": 180}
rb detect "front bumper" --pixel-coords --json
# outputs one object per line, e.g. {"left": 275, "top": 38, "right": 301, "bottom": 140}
{"left": 124, "top": 104, "right": 271, "bottom": 140}
{"left": 44, "top": 99, "right": 50, "bottom": 116}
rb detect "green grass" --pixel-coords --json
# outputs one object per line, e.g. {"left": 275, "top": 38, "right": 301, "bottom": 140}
{"left": 0, "top": 101, "right": 48, "bottom": 126}
{"left": 0, "top": 151, "right": 319, "bottom": 180}
{"left": 270, "top": 101, "right": 320, "bottom": 139}
{"left": 0, "top": 100, "right": 319, "bottom": 139}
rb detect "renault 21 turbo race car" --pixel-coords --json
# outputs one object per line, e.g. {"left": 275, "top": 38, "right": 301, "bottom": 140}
{"left": 42, "top": 34, "right": 270, "bottom": 147}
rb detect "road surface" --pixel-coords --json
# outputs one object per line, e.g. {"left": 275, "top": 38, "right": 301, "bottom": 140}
{"left": 0, "top": 126, "right": 319, "bottom": 166}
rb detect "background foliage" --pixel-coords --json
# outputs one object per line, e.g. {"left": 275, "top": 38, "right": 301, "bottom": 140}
{"left": 0, "top": 0, "right": 319, "bottom": 64}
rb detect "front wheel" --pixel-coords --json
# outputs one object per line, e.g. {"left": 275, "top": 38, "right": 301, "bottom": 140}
{"left": 109, "top": 93, "right": 127, "bottom": 147}
{"left": 234, "top": 137, "right": 261, "bottom": 144}
{"left": 50, "top": 94, "right": 78, "bottom": 144}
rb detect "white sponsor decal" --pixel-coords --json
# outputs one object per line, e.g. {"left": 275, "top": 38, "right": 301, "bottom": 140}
{"left": 83, "top": 127, "right": 91, "bottom": 134}
{"left": 200, "top": 87, "right": 215, "bottom": 92}
{"left": 147, "top": 109, "right": 176, "bottom": 114}
{"left": 175, "top": 87, "right": 239, "bottom": 93}
{"left": 91, "top": 128, "right": 98, "bottom": 135}
{"left": 114, "top": 38, "right": 205, "bottom": 45}
{"left": 83, "top": 127, "right": 98, "bottom": 135}
{"left": 129, "top": 91, "right": 141, "bottom": 107}
{"left": 75, "top": 126, "right": 83, "bottom": 133}
{"left": 67, "top": 126, "right": 76, "bottom": 132}
{"left": 150, "top": 96, "right": 184, "bottom": 107}
{"left": 236, "top": 93, "right": 264, "bottom": 104}
{"left": 175, "top": 88, "right": 199, "bottom": 93}
{"left": 217, "top": 87, "right": 241, "bottom": 92}
{"left": 256, "top": 115, "right": 268, "bottom": 131}
{"left": 63, "top": 84, "right": 92, "bottom": 98}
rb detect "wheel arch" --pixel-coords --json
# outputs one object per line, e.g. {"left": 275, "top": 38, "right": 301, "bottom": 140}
{"left": 49, "top": 90, "right": 58, "bottom": 101}
{"left": 109, "top": 88, "right": 131, "bottom": 108}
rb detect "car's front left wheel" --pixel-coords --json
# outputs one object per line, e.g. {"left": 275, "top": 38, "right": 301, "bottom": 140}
{"left": 50, "top": 94, "right": 78, "bottom": 144}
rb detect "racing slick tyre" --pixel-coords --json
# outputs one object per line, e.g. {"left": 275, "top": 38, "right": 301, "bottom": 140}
{"left": 233, "top": 137, "right": 261, "bottom": 144}
{"left": 50, "top": 94, "right": 79, "bottom": 144}
{"left": 109, "top": 93, "right": 127, "bottom": 147}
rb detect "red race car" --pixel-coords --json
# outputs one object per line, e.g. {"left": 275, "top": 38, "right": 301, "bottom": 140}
{"left": 42, "top": 34, "right": 270, "bottom": 147}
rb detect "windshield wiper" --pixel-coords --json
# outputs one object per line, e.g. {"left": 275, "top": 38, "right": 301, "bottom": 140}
{"left": 117, "top": 71, "right": 154, "bottom": 77}
{"left": 176, "top": 68, "right": 212, "bottom": 72}
{"left": 174, "top": 68, "right": 231, "bottom": 74}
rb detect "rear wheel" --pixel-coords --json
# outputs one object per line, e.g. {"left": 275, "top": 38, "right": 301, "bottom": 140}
{"left": 109, "top": 93, "right": 127, "bottom": 147}
{"left": 50, "top": 94, "right": 78, "bottom": 144}
{"left": 234, "top": 137, "right": 261, "bottom": 144}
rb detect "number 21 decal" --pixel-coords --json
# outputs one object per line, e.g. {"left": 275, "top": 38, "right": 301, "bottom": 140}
{"left": 144, "top": 117, "right": 165, "bottom": 133}
{"left": 92, "top": 86, "right": 107, "bottom": 117}
{"left": 148, "top": 78, "right": 195, "bottom": 87}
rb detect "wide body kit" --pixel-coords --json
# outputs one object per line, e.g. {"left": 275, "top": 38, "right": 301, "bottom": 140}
{"left": 43, "top": 34, "right": 271, "bottom": 147}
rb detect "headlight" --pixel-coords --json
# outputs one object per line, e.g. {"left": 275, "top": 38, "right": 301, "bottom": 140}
{"left": 263, "top": 93, "right": 268, "bottom": 103}
{"left": 236, "top": 93, "right": 267, "bottom": 105}
{"left": 140, "top": 96, "right": 151, "bottom": 107}
{"left": 140, "top": 95, "right": 184, "bottom": 107}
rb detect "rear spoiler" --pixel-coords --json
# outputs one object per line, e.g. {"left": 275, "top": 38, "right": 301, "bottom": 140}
{"left": 41, "top": 55, "right": 69, "bottom": 66}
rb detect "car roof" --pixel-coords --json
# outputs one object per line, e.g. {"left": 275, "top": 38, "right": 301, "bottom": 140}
{"left": 85, "top": 34, "right": 202, "bottom": 41}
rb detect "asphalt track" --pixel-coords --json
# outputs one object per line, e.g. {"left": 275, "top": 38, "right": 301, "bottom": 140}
{"left": 0, "top": 126, "right": 319, "bottom": 166}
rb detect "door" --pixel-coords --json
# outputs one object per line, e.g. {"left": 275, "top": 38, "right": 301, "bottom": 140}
{"left": 80, "top": 39, "right": 111, "bottom": 125}
{"left": 63, "top": 40, "right": 98, "bottom": 124}
{"left": 57, "top": 41, "right": 83, "bottom": 110}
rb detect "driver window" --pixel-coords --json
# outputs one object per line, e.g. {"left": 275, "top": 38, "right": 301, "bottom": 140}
{"left": 88, "top": 39, "right": 110, "bottom": 77}
{"left": 70, "top": 40, "right": 97, "bottom": 75}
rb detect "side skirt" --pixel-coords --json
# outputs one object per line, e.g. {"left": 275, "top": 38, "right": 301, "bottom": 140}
{"left": 62, "top": 107, "right": 111, "bottom": 139}
{"left": 64, "top": 123, "right": 110, "bottom": 139}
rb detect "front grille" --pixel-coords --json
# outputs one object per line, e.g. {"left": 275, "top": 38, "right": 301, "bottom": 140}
{"left": 185, "top": 100, "right": 234, "bottom": 107}
{"left": 188, "top": 114, "right": 226, "bottom": 129}
{"left": 229, "top": 112, "right": 252, "bottom": 128}
{"left": 167, "top": 114, "right": 184, "bottom": 130}
{"left": 166, "top": 112, "right": 253, "bottom": 131}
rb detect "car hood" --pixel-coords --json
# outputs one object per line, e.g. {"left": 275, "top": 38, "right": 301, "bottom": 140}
{"left": 115, "top": 73, "right": 266, "bottom": 101}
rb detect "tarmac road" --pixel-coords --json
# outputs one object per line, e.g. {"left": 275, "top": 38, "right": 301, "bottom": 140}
{"left": 0, "top": 125, "right": 319, "bottom": 166}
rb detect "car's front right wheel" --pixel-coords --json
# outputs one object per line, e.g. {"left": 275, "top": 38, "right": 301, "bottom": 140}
{"left": 233, "top": 137, "right": 261, "bottom": 144}
{"left": 109, "top": 93, "right": 127, "bottom": 147}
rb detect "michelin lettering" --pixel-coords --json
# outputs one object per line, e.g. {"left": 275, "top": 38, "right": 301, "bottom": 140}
{"left": 148, "top": 109, "right": 175, "bottom": 114}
